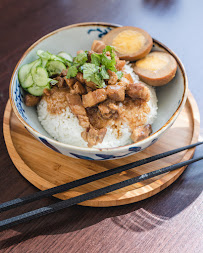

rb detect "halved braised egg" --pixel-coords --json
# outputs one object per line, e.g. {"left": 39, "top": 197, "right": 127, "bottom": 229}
{"left": 133, "top": 51, "right": 177, "bottom": 86}
{"left": 102, "top": 26, "right": 153, "bottom": 61}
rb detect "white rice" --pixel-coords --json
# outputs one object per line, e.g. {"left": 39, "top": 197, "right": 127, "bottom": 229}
{"left": 37, "top": 64, "right": 158, "bottom": 148}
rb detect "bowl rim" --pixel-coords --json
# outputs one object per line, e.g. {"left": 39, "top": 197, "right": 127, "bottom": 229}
{"left": 9, "top": 22, "right": 188, "bottom": 153}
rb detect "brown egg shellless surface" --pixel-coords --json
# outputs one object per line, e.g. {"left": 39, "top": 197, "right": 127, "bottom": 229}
{"left": 102, "top": 26, "right": 153, "bottom": 61}
{"left": 133, "top": 51, "right": 177, "bottom": 86}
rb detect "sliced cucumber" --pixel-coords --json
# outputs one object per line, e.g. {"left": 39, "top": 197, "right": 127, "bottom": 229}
{"left": 28, "top": 83, "right": 50, "bottom": 96}
{"left": 19, "top": 49, "right": 73, "bottom": 96}
{"left": 32, "top": 66, "right": 49, "bottom": 87}
{"left": 22, "top": 74, "right": 34, "bottom": 88}
{"left": 46, "top": 60, "right": 66, "bottom": 77}
{"left": 30, "top": 59, "right": 42, "bottom": 78}
{"left": 37, "top": 50, "right": 65, "bottom": 63}
{"left": 37, "top": 50, "right": 50, "bottom": 59}
{"left": 58, "top": 52, "right": 73, "bottom": 62}
{"left": 31, "top": 59, "right": 41, "bottom": 70}
{"left": 18, "top": 61, "right": 35, "bottom": 84}
{"left": 41, "top": 59, "right": 48, "bottom": 68}
{"left": 19, "top": 59, "right": 41, "bottom": 88}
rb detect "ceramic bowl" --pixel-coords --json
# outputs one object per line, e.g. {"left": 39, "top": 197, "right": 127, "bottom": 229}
{"left": 9, "top": 22, "right": 188, "bottom": 160}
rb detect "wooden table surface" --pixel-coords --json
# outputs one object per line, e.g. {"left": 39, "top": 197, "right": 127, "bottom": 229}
{"left": 0, "top": 0, "right": 203, "bottom": 252}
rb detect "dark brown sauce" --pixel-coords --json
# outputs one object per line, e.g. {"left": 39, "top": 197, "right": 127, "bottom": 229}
{"left": 44, "top": 87, "right": 70, "bottom": 114}
{"left": 120, "top": 98, "right": 150, "bottom": 129}
{"left": 44, "top": 87, "right": 150, "bottom": 131}
{"left": 42, "top": 70, "right": 151, "bottom": 145}
{"left": 87, "top": 98, "right": 150, "bottom": 136}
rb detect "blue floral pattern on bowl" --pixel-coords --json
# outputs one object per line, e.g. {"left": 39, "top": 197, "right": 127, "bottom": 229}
{"left": 39, "top": 137, "right": 62, "bottom": 154}
{"left": 87, "top": 27, "right": 112, "bottom": 38}
{"left": 95, "top": 153, "right": 134, "bottom": 160}
{"left": 69, "top": 153, "right": 95, "bottom": 160}
{"left": 69, "top": 151, "right": 138, "bottom": 160}
{"left": 14, "top": 79, "right": 27, "bottom": 120}
{"left": 128, "top": 146, "right": 142, "bottom": 152}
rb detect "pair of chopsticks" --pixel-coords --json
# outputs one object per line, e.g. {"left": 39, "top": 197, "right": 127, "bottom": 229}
{"left": 0, "top": 142, "right": 202, "bottom": 231}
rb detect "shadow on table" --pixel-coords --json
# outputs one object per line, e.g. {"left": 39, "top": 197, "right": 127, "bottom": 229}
{"left": 1, "top": 154, "right": 202, "bottom": 250}
{"left": 1, "top": 122, "right": 203, "bottom": 249}
{"left": 143, "top": 0, "right": 177, "bottom": 10}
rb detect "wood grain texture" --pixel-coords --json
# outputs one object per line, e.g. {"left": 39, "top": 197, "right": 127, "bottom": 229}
{"left": 0, "top": 0, "right": 203, "bottom": 252}
{"left": 3, "top": 92, "right": 200, "bottom": 207}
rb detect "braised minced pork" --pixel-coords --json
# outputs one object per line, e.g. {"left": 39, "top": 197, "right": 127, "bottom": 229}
{"left": 66, "top": 93, "right": 90, "bottom": 128}
{"left": 131, "top": 124, "right": 152, "bottom": 142}
{"left": 34, "top": 44, "right": 153, "bottom": 146}
{"left": 76, "top": 72, "right": 85, "bottom": 84}
{"left": 91, "top": 40, "right": 106, "bottom": 53}
{"left": 24, "top": 94, "right": 41, "bottom": 107}
{"left": 106, "top": 85, "right": 125, "bottom": 101}
{"left": 71, "top": 81, "right": 86, "bottom": 95}
{"left": 107, "top": 69, "right": 118, "bottom": 85}
{"left": 82, "top": 127, "right": 107, "bottom": 148}
{"left": 45, "top": 87, "right": 69, "bottom": 114}
{"left": 126, "top": 82, "right": 150, "bottom": 101}
{"left": 82, "top": 88, "right": 107, "bottom": 108}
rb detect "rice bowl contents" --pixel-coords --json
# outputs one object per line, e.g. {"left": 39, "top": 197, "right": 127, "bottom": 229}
{"left": 37, "top": 63, "right": 158, "bottom": 148}
{"left": 17, "top": 29, "right": 174, "bottom": 149}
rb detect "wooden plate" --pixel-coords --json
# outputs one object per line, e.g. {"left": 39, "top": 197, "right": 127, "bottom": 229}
{"left": 3, "top": 91, "right": 200, "bottom": 207}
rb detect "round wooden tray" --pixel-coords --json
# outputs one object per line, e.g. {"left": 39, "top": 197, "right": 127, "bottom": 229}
{"left": 3, "top": 91, "right": 200, "bottom": 207}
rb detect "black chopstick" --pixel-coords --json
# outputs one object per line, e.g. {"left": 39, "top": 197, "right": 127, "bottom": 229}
{"left": 0, "top": 141, "right": 202, "bottom": 213}
{"left": 0, "top": 156, "right": 202, "bottom": 231}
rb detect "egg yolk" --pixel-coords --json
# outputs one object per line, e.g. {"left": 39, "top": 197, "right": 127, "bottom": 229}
{"left": 136, "top": 55, "right": 168, "bottom": 71}
{"left": 112, "top": 30, "right": 146, "bottom": 55}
